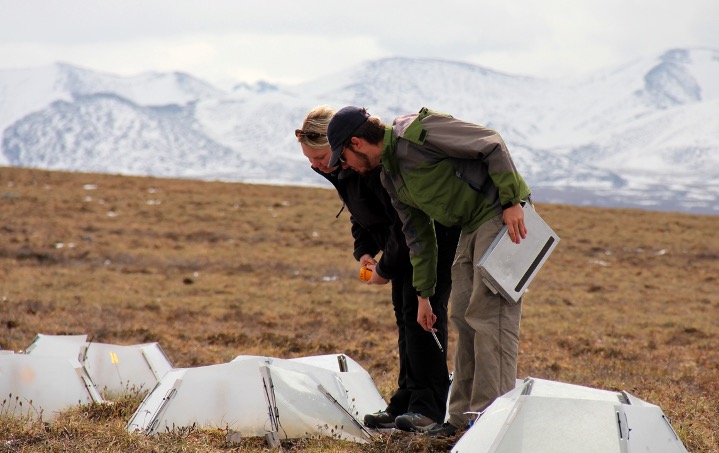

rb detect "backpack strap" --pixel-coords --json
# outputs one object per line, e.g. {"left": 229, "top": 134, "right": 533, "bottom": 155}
{"left": 401, "top": 107, "right": 453, "bottom": 145}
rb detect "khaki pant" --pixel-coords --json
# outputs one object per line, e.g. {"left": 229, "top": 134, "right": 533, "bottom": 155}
{"left": 447, "top": 214, "right": 522, "bottom": 428}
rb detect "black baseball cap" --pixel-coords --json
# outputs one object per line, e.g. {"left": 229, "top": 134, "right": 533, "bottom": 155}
{"left": 327, "top": 106, "right": 370, "bottom": 167}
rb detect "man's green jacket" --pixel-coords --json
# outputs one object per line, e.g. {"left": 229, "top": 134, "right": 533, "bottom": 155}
{"left": 380, "top": 108, "right": 531, "bottom": 297}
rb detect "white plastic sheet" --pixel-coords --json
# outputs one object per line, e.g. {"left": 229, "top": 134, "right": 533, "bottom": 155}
{"left": 25, "top": 333, "right": 173, "bottom": 396}
{"left": 0, "top": 353, "right": 103, "bottom": 421}
{"left": 452, "top": 377, "right": 688, "bottom": 453}
{"left": 127, "top": 354, "right": 385, "bottom": 442}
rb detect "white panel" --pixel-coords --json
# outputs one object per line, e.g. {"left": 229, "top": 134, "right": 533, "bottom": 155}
{"left": 0, "top": 354, "right": 102, "bottom": 421}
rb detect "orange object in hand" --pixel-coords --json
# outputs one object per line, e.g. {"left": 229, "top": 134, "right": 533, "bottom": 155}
{"left": 359, "top": 266, "right": 373, "bottom": 281}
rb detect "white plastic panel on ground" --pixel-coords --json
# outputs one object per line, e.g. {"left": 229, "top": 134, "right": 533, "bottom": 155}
{"left": 288, "top": 354, "right": 365, "bottom": 373}
{"left": 452, "top": 377, "right": 689, "bottom": 453}
{"left": 620, "top": 405, "right": 688, "bottom": 453}
{"left": 0, "top": 353, "right": 103, "bottom": 421}
{"left": 127, "top": 354, "right": 383, "bottom": 442}
{"left": 127, "top": 359, "right": 268, "bottom": 435}
{"left": 526, "top": 377, "right": 625, "bottom": 402}
{"left": 24, "top": 334, "right": 173, "bottom": 397}
{"left": 262, "top": 356, "right": 386, "bottom": 417}
{"left": 331, "top": 370, "right": 387, "bottom": 420}
{"left": 81, "top": 342, "right": 173, "bottom": 395}
{"left": 24, "top": 334, "right": 87, "bottom": 358}
{"left": 473, "top": 397, "right": 623, "bottom": 453}
{"left": 264, "top": 364, "right": 371, "bottom": 442}
{"left": 125, "top": 368, "right": 188, "bottom": 433}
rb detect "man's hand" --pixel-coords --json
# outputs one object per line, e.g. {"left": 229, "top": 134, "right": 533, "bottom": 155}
{"left": 503, "top": 204, "right": 527, "bottom": 244}
{"left": 417, "top": 296, "right": 436, "bottom": 332}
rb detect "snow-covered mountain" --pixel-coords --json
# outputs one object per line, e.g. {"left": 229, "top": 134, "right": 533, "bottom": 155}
{"left": 1, "top": 48, "right": 718, "bottom": 214}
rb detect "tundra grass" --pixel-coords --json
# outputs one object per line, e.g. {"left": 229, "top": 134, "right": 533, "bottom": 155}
{"left": 1, "top": 167, "right": 717, "bottom": 452}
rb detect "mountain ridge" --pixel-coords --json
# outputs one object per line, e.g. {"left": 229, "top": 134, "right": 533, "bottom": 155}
{"left": 1, "top": 47, "right": 718, "bottom": 214}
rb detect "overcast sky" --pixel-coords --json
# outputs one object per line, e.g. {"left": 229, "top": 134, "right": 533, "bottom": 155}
{"left": 1, "top": 0, "right": 717, "bottom": 89}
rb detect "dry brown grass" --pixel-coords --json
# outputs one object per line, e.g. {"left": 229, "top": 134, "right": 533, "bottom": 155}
{"left": 1, "top": 166, "right": 717, "bottom": 452}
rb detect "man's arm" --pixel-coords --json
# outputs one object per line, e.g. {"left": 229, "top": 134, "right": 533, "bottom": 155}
{"left": 386, "top": 193, "right": 438, "bottom": 298}
{"left": 380, "top": 171, "right": 439, "bottom": 331}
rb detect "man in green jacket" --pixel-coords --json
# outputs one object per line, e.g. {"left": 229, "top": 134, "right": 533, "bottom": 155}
{"left": 326, "top": 106, "right": 531, "bottom": 437}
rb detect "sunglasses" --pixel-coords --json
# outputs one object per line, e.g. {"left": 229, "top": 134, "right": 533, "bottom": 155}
{"left": 295, "top": 129, "right": 326, "bottom": 140}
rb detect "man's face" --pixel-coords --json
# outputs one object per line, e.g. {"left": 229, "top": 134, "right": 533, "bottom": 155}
{"left": 340, "top": 138, "right": 381, "bottom": 175}
{"left": 301, "top": 143, "right": 337, "bottom": 174}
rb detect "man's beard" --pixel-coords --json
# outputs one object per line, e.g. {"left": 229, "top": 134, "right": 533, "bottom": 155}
{"left": 348, "top": 147, "right": 374, "bottom": 175}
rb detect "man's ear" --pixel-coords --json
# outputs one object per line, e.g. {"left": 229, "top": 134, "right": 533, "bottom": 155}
{"left": 350, "top": 136, "right": 362, "bottom": 150}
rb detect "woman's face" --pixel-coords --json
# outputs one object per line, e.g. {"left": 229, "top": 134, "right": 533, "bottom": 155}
{"left": 301, "top": 142, "right": 337, "bottom": 173}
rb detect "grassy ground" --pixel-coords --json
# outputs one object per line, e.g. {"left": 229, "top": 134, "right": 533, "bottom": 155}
{"left": 1, "top": 167, "right": 717, "bottom": 452}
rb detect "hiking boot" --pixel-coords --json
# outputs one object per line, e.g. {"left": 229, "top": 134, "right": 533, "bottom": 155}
{"left": 363, "top": 410, "right": 396, "bottom": 429}
{"left": 426, "top": 421, "right": 459, "bottom": 438}
{"left": 394, "top": 413, "right": 438, "bottom": 432}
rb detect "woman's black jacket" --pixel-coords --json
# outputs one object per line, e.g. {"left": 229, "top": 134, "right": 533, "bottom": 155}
{"left": 314, "top": 166, "right": 410, "bottom": 280}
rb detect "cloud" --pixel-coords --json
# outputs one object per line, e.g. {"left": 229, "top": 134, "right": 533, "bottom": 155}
{"left": 0, "top": 0, "right": 717, "bottom": 86}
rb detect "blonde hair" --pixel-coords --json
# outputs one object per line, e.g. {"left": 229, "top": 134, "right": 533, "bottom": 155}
{"left": 299, "top": 105, "right": 334, "bottom": 149}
